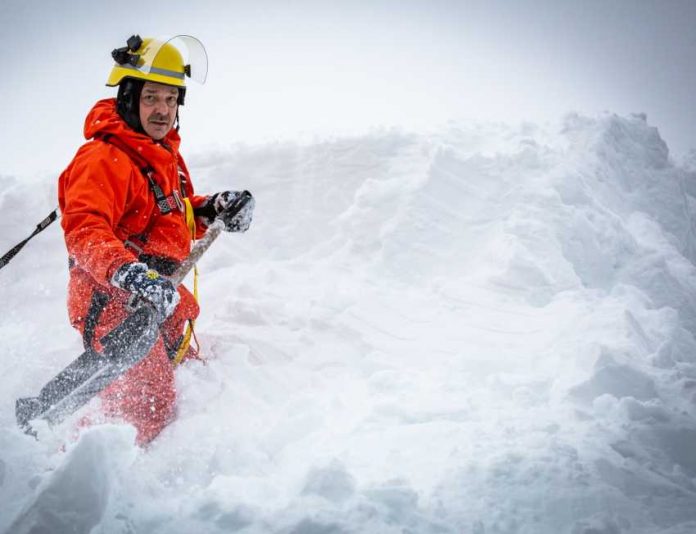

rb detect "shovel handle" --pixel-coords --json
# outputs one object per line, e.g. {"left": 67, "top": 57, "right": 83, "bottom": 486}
{"left": 170, "top": 191, "right": 253, "bottom": 286}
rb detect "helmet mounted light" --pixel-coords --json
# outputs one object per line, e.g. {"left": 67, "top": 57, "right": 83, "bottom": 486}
{"left": 111, "top": 35, "right": 143, "bottom": 68}
{"left": 127, "top": 34, "right": 143, "bottom": 52}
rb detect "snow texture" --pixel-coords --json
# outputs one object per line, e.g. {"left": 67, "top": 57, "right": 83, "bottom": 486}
{"left": 2, "top": 113, "right": 696, "bottom": 533}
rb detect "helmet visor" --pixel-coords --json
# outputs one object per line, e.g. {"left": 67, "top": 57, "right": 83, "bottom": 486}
{"left": 137, "top": 35, "right": 208, "bottom": 85}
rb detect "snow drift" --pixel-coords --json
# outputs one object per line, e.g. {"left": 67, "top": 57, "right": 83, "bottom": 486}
{"left": 2, "top": 113, "right": 696, "bottom": 533}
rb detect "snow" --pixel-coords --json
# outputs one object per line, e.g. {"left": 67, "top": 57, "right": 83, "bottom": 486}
{"left": 2, "top": 113, "right": 696, "bottom": 533}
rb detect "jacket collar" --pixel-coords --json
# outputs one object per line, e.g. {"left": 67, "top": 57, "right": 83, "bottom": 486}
{"left": 83, "top": 98, "right": 182, "bottom": 165}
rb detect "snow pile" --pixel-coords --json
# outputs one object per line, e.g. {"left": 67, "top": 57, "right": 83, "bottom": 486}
{"left": 2, "top": 113, "right": 696, "bottom": 533}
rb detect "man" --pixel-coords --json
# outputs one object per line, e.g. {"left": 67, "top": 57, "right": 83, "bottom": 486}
{"left": 58, "top": 35, "right": 254, "bottom": 445}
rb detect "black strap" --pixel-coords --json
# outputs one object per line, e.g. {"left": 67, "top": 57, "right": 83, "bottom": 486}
{"left": 0, "top": 209, "right": 59, "bottom": 272}
{"left": 83, "top": 290, "right": 110, "bottom": 350}
{"left": 143, "top": 168, "right": 174, "bottom": 215}
{"left": 162, "top": 333, "right": 185, "bottom": 361}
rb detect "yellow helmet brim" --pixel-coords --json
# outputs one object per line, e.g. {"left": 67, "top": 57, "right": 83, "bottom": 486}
{"left": 106, "top": 35, "right": 207, "bottom": 88}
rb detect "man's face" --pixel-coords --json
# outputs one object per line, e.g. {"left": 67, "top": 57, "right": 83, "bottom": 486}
{"left": 139, "top": 81, "right": 179, "bottom": 140}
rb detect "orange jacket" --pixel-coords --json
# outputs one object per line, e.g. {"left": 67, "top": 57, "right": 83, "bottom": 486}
{"left": 59, "top": 98, "right": 206, "bottom": 327}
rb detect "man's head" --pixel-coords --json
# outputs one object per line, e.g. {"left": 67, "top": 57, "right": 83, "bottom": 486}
{"left": 106, "top": 35, "right": 209, "bottom": 137}
{"left": 139, "top": 82, "right": 179, "bottom": 140}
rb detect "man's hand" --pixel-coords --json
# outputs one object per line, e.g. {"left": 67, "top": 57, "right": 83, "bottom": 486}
{"left": 111, "top": 262, "right": 179, "bottom": 320}
{"left": 197, "top": 190, "right": 255, "bottom": 232}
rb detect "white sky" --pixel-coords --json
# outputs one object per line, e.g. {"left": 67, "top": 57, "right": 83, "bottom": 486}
{"left": 1, "top": 0, "right": 695, "bottom": 177}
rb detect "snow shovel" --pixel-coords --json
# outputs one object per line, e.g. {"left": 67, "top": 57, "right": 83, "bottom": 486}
{"left": 15, "top": 192, "right": 251, "bottom": 434}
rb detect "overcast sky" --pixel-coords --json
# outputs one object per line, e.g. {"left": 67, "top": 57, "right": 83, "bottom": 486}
{"left": 1, "top": 0, "right": 695, "bottom": 177}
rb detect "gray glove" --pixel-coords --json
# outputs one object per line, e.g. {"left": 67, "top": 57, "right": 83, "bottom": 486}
{"left": 111, "top": 262, "right": 180, "bottom": 320}
{"left": 196, "top": 190, "right": 255, "bottom": 232}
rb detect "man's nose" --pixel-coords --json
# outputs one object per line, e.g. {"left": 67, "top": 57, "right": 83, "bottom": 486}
{"left": 153, "top": 98, "right": 169, "bottom": 114}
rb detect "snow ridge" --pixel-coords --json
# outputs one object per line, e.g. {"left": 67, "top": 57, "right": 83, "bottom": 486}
{"left": 2, "top": 113, "right": 696, "bottom": 533}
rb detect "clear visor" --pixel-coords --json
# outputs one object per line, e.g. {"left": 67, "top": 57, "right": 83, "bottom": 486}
{"left": 137, "top": 35, "right": 208, "bottom": 84}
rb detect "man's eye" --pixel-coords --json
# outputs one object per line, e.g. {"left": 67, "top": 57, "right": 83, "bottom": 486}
{"left": 166, "top": 96, "right": 178, "bottom": 106}
{"left": 143, "top": 95, "right": 156, "bottom": 105}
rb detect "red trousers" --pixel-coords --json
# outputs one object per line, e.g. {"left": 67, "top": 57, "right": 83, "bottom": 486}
{"left": 69, "top": 272, "right": 199, "bottom": 445}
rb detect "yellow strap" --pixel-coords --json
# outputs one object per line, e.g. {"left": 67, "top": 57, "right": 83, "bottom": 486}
{"left": 173, "top": 198, "right": 199, "bottom": 366}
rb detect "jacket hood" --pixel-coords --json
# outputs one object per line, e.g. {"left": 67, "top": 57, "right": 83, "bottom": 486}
{"left": 83, "top": 98, "right": 182, "bottom": 156}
